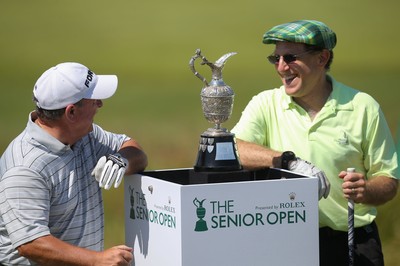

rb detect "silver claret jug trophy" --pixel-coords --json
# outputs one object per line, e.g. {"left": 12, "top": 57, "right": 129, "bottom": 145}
{"left": 189, "top": 49, "right": 242, "bottom": 171}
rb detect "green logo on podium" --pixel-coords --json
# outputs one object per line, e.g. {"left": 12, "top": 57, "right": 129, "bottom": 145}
{"left": 193, "top": 198, "right": 208, "bottom": 232}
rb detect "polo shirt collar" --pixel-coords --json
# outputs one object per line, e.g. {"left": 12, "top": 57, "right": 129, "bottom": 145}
{"left": 281, "top": 75, "right": 354, "bottom": 112}
{"left": 27, "top": 111, "right": 71, "bottom": 154}
{"left": 327, "top": 76, "right": 354, "bottom": 111}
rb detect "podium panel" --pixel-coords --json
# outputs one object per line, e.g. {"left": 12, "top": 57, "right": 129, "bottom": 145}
{"left": 124, "top": 168, "right": 319, "bottom": 266}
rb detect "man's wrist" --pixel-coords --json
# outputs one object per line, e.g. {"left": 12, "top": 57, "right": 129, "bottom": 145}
{"left": 281, "top": 151, "right": 296, "bottom": 170}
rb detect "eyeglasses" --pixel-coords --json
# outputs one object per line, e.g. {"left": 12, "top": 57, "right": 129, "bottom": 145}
{"left": 267, "top": 50, "right": 315, "bottom": 65}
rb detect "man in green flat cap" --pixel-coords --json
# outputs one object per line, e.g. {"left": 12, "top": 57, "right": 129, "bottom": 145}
{"left": 231, "top": 20, "right": 399, "bottom": 266}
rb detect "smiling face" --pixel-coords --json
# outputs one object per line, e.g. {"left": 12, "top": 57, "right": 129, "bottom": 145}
{"left": 273, "top": 42, "right": 327, "bottom": 100}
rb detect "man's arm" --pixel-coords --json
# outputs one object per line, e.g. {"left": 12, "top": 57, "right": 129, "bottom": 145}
{"left": 365, "top": 176, "right": 398, "bottom": 205}
{"left": 236, "top": 139, "right": 282, "bottom": 170}
{"left": 118, "top": 139, "right": 148, "bottom": 174}
{"left": 236, "top": 138, "right": 331, "bottom": 199}
{"left": 340, "top": 171, "right": 398, "bottom": 205}
{"left": 17, "top": 235, "right": 133, "bottom": 266}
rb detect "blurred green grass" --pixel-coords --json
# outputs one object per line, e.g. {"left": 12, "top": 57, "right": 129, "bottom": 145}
{"left": 1, "top": 0, "right": 399, "bottom": 264}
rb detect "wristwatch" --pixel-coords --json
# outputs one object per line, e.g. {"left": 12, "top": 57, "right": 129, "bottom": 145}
{"left": 281, "top": 151, "right": 296, "bottom": 170}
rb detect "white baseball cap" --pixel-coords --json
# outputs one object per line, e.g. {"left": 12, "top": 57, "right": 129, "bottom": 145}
{"left": 33, "top": 62, "right": 118, "bottom": 110}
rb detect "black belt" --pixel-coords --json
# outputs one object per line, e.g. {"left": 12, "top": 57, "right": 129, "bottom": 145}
{"left": 320, "top": 221, "right": 376, "bottom": 238}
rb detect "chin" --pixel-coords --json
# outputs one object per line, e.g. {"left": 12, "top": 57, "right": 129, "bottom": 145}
{"left": 284, "top": 86, "right": 300, "bottom": 96}
{"left": 283, "top": 81, "right": 302, "bottom": 96}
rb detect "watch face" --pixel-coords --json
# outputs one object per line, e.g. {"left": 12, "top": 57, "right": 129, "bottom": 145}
{"left": 282, "top": 151, "right": 295, "bottom": 170}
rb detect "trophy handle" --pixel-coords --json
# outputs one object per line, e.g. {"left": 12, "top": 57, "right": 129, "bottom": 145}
{"left": 193, "top": 197, "right": 200, "bottom": 207}
{"left": 190, "top": 49, "right": 237, "bottom": 84}
{"left": 189, "top": 49, "right": 210, "bottom": 87}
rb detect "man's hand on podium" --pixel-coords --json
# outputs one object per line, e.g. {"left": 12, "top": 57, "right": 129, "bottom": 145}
{"left": 288, "top": 158, "right": 331, "bottom": 200}
{"left": 91, "top": 153, "right": 129, "bottom": 190}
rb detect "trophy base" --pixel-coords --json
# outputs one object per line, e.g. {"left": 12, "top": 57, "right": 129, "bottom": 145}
{"left": 194, "top": 219, "right": 208, "bottom": 232}
{"left": 194, "top": 128, "right": 242, "bottom": 172}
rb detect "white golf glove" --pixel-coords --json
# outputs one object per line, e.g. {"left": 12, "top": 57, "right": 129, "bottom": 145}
{"left": 91, "top": 153, "right": 129, "bottom": 190}
{"left": 288, "top": 158, "right": 330, "bottom": 200}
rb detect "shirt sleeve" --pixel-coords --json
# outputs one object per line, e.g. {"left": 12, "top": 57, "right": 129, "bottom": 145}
{"left": 0, "top": 167, "right": 51, "bottom": 249}
{"left": 364, "top": 108, "right": 399, "bottom": 179}
{"left": 231, "top": 92, "right": 270, "bottom": 146}
{"left": 90, "top": 124, "right": 131, "bottom": 159}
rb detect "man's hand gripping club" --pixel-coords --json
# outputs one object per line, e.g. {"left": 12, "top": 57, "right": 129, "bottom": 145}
{"left": 91, "top": 153, "right": 129, "bottom": 190}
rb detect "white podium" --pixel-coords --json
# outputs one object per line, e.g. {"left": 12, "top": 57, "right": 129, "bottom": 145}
{"left": 124, "top": 168, "right": 319, "bottom": 266}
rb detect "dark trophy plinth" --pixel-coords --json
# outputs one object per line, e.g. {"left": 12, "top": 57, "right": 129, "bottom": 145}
{"left": 194, "top": 129, "right": 241, "bottom": 171}
{"left": 189, "top": 49, "right": 242, "bottom": 172}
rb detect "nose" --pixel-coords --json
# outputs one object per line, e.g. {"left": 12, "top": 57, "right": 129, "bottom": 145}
{"left": 276, "top": 57, "right": 290, "bottom": 72}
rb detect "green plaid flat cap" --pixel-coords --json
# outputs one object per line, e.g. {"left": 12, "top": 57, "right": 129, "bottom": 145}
{"left": 262, "top": 20, "right": 337, "bottom": 50}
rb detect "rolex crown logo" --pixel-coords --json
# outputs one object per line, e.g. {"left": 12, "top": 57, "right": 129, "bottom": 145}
{"left": 289, "top": 192, "right": 296, "bottom": 201}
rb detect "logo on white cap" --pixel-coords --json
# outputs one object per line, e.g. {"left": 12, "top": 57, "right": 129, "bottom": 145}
{"left": 85, "top": 70, "right": 95, "bottom": 88}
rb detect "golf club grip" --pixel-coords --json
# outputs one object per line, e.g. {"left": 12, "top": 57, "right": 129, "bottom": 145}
{"left": 347, "top": 167, "right": 355, "bottom": 266}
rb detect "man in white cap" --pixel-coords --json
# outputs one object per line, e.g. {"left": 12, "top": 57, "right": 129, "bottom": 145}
{"left": 0, "top": 62, "right": 148, "bottom": 265}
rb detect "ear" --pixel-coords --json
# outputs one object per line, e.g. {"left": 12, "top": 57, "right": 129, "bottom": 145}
{"left": 319, "top": 49, "right": 330, "bottom": 67}
{"left": 65, "top": 105, "right": 77, "bottom": 122}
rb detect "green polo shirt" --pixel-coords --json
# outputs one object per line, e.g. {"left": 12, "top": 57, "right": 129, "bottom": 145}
{"left": 232, "top": 76, "right": 399, "bottom": 231}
